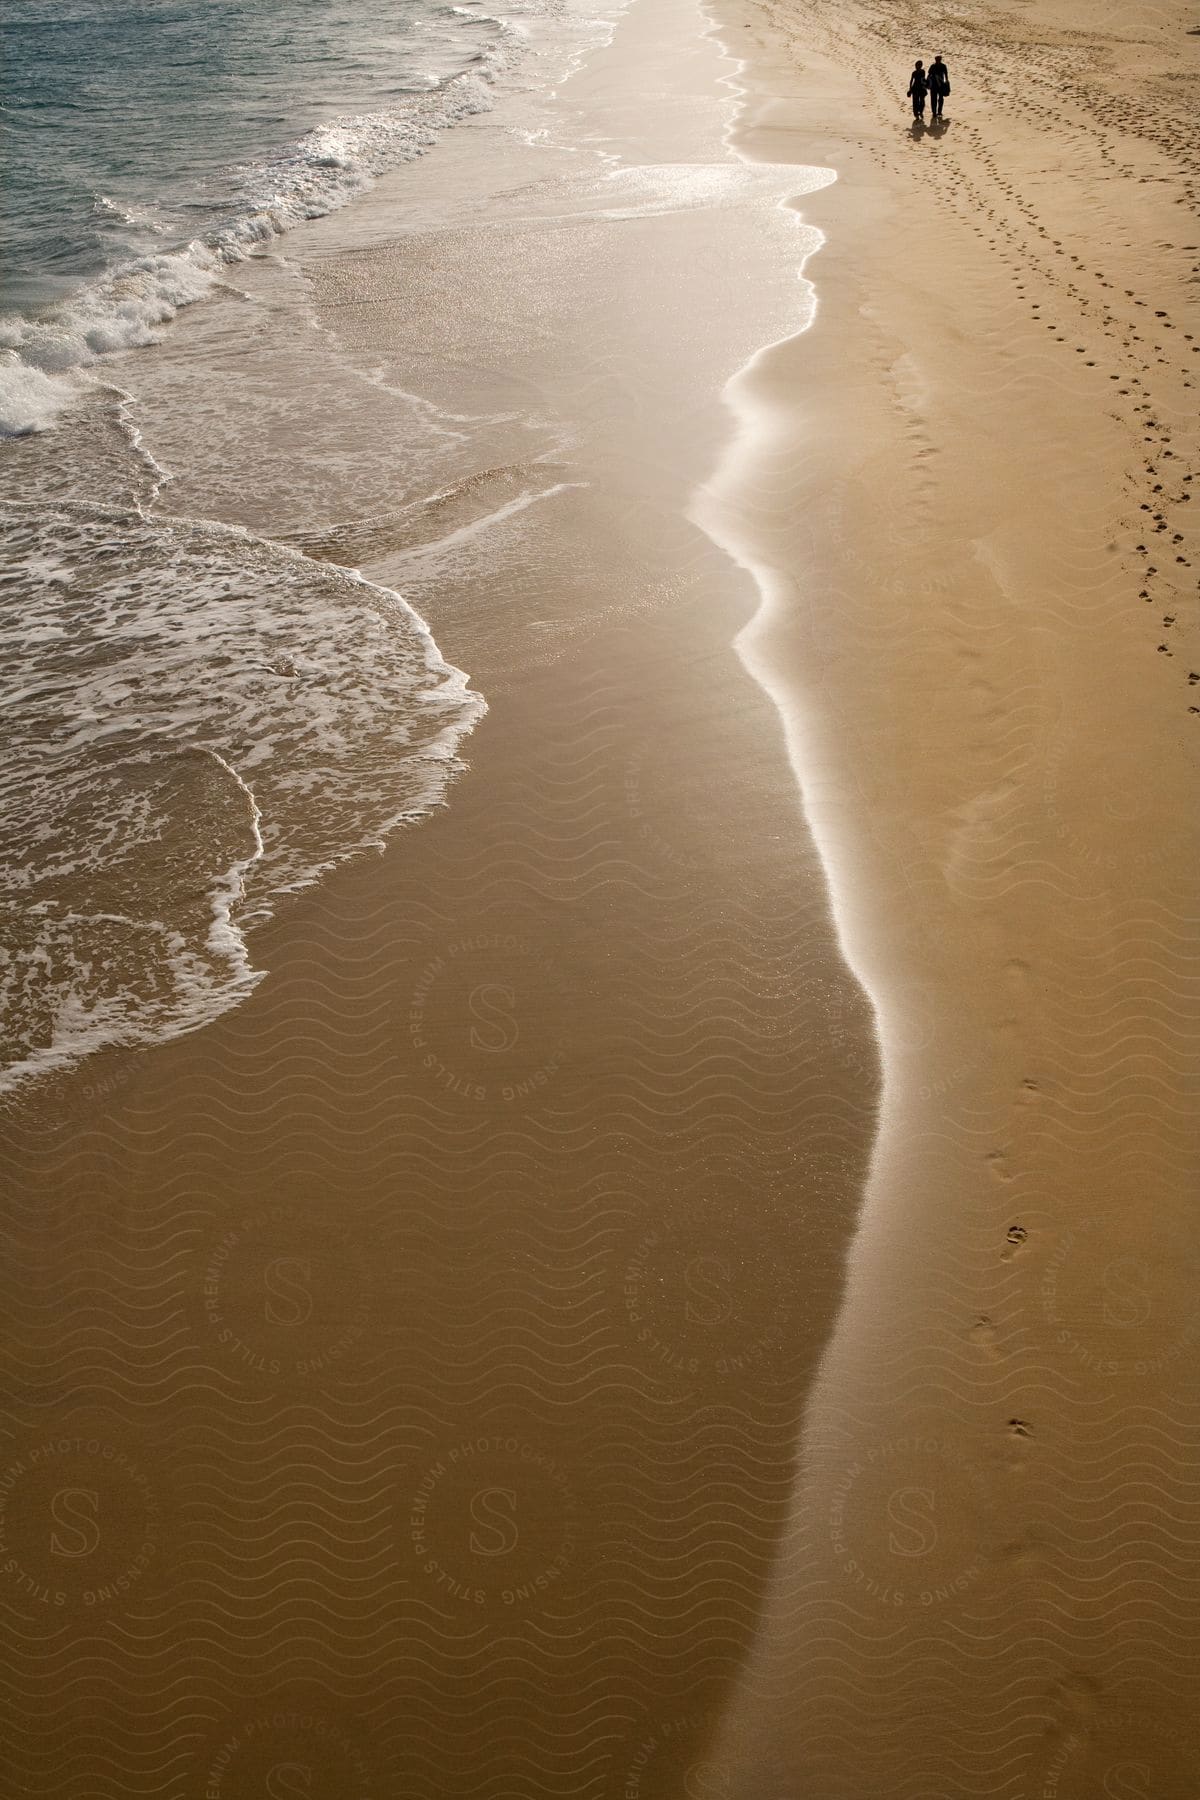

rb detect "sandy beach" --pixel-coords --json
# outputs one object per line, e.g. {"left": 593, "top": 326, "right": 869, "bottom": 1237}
{"left": 2, "top": 0, "right": 1197, "bottom": 1794}
{"left": 703, "top": 1, "right": 1200, "bottom": 1792}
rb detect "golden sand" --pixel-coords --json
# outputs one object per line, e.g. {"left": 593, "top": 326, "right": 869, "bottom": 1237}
{"left": 1, "top": 0, "right": 1197, "bottom": 1793}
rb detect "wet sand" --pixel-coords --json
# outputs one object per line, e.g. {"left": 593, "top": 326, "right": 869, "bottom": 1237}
{"left": 2, "top": 0, "right": 1198, "bottom": 1795}
{"left": 706, "top": 0, "right": 1200, "bottom": 1793}
{"left": 0, "top": 0, "right": 877, "bottom": 1793}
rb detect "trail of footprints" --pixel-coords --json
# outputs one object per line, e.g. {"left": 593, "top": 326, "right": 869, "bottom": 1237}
{"left": 763, "top": 0, "right": 1198, "bottom": 711}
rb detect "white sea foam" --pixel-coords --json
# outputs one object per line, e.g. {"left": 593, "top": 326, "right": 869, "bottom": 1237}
{"left": 0, "top": 0, "right": 616, "bottom": 1097}
{"left": 0, "top": 502, "right": 485, "bottom": 1095}
{"left": 0, "top": 351, "right": 79, "bottom": 436}
{"left": 594, "top": 161, "right": 833, "bottom": 218}
{"left": 0, "top": 42, "right": 516, "bottom": 437}
{"left": 92, "top": 193, "right": 167, "bottom": 236}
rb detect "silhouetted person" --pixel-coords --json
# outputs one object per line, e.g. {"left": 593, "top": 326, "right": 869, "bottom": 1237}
{"left": 907, "top": 61, "right": 928, "bottom": 119}
{"left": 928, "top": 54, "right": 950, "bottom": 118}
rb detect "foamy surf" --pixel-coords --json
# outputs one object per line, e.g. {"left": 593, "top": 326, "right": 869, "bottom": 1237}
{"left": 0, "top": 0, "right": 651, "bottom": 1098}
{"left": 0, "top": 23, "right": 520, "bottom": 436}
{"left": 0, "top": 502, "right": 485, "bottom": 1098}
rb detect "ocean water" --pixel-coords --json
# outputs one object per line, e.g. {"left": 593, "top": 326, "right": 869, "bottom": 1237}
{"left": 2, "top": 0, "right": 499, "bottom": 308}
{"left": 0, "top": 0, "right": 532, "bottom": 432}
{"left": 0, "top": 0, "right": 559, "bottom": 1094}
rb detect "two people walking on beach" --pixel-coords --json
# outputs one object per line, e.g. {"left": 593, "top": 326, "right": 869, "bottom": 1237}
{"left": 907, "top": 54, "right": 950, "bottom": 119}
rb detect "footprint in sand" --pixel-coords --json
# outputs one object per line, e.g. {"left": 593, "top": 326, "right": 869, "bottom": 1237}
{"left": 1002, "top": 1224, "right": 1029, "bottom": 1261}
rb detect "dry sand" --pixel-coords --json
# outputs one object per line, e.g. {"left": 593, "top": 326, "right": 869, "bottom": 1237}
{"left": 1, "top": 0, "right": 1198, "bottom": 1795}
{"left": 706, "top": 0, "right": 1200, "bottom": 1792}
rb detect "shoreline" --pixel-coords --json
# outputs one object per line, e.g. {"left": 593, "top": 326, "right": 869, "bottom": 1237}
{"left": 1, "top": 0, "right": 881, "bottom": 1790}
{"left": 1, "top": 0, "right": 1197, "bottom": 1791}
{"left": 704, "top": 0, "right": 1199, "bottom": 1791}
{"left": 0, "top": 0, "right": 554, "bottom": 434}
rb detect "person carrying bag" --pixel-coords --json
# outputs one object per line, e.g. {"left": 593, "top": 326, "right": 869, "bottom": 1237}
{"left": 927, "top": 54, "right": 951, "bottom": 117}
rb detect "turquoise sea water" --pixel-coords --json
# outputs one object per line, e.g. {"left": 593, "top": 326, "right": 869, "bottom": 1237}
{"left": 1, "top": 0, "right": 502, "bottom": 309}
{"left": 0, "top": 0, "right": 527, "bottom": 433}
{"left": 0, "top": 0, "right": 530, "bottom": 1092}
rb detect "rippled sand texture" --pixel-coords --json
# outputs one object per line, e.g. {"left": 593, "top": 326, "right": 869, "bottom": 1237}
{"left": 0, "top": 0, "right": 880, "bottom": 1794}
{"left": 704, "top": 0, "right": 1200, "bottom": 1794}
